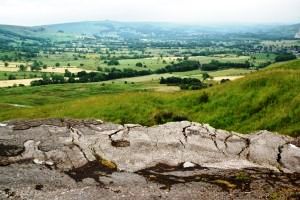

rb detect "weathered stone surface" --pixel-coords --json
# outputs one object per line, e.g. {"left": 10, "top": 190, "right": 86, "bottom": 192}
{"left": 0, "top": 119, "right": 299, "bottom": 173}
{"left": 0, "top": 119, "right": 300, "bottom": 199}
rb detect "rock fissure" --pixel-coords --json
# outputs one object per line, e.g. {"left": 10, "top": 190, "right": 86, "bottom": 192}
{"left": 237, "top": 138, "right": 250, "bottom": 159}
{"left": 69, "top": 127, "right": 90, "bottom": 162}
{"left": 276, "top": 144, "right": 285, "bottom": 170}
{"left": 224, "top": 134, "right": 233, "bottom": 149}
{"left": 181, "top": 124, "right": 192, "bottom": 142}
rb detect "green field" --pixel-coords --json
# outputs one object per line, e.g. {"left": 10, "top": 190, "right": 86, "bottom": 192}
{"left": 0, "top": 59, "right": 299, "bottom": 136}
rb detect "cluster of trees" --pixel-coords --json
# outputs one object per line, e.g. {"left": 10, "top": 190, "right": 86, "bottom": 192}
{"left": 160, "top": 77, "right": 207, "bottom": 90}
{"left": 105, "top": 59, "right": 120, "bottom": 66}
{"left": 275, "top": 53, "right": 296, "bottom": 62}
{"left": 135, "top": 62, "right": 147, "bottom": 68}
{"left": 31, "top": 74, "right": 65, "bottom": 86}
{"left": 201, "top": 60, "right": 251, "bottom": 71}
{"left": 156, "top": 60, "right": 201, "bottom": 73}
{"left": 31, "top": 60, "right": 47, "bottom": 71}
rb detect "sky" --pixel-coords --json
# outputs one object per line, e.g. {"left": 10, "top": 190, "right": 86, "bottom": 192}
{"left": 0, "top": 0, "right": 300, "bottom": 26}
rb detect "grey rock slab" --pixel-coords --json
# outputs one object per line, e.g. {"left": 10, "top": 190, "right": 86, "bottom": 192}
{"left": 0, "top": 119, "right": 299, "bottom": 173}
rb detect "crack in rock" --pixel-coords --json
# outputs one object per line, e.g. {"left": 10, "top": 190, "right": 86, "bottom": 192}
{"left": 224, "top": 134, "right": 233, "bottom": 149}
{"left": 69, "top": 127, "right": 92, "bottom": 162}
{"left": 181, "top": 124, "right": 192, "bottom": 142}
{"left": 276, "top": 144, "right": 287, "bottom": 172}
{"left": 237, "top": 138, "right": 250, "bottom": 159}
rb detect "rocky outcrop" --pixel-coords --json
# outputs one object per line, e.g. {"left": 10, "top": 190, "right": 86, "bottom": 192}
{"left": 0, "top": 119, "right": 299, "bottom": 173}
{"left": 0, "top": 119, "right": 299, "bottom": 199}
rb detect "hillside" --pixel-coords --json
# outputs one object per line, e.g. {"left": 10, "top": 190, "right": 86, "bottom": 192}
{"left": 0, "top": 25, "right": 46, "bottom": 45}
{"left": 1, "top": 21, "right": 300, "bottom": 44}
{"left": 0, "top": 59, "right": 299, "bottom": 136}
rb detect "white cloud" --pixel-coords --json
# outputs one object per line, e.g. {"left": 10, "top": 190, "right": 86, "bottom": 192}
{"left": 0, "top": 0, "right": 299, "bottom": 26}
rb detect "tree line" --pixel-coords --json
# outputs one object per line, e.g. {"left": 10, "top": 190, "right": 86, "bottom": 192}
{"left": 160, "top": 76, "right": 207, "bottom": 90}
{"left": 31, "top": 68, "right": 152, "bottom": 86}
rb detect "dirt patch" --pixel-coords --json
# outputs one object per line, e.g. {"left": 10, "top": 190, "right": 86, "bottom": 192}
{"left": 0, "top": 78, "right": 41, "bottom": 87}
{"left": 213, "top": 76, "right": 244, "bottom": 81}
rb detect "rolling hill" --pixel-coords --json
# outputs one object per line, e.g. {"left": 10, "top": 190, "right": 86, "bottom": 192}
{"left": 1, "top": 21, "right": 300, "bottom": 44}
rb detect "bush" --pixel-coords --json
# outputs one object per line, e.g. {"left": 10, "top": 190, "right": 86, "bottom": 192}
{"left": 153, "top": 111, "right": 188, "bottom": 124}
{"left": 107, "top": 59, "right": 120, "bottom": 66}
{"left": 197, "top": 92, "right": 209, "bottom": 103}
{"left": 8, "top": 74, "right": 16, "bottom": 80}
{"left": 220, "top": 79, "right": 230, "bottom": 84}
{"left": 136, "top": 62, "right": 143, "bottom": 67}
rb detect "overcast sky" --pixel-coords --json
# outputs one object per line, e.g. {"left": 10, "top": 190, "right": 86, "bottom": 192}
{"left": 0, "top": 0, "right": 300, "bottom": 26}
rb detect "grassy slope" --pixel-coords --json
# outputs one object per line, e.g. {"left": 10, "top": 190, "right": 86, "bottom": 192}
{"left": 0, "top": 60, "right": 299, "bottom": 136}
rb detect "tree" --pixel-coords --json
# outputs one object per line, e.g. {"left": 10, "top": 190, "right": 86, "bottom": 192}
{"left": 18, "top": 64, "right": 27, "bottom": 72}
{"left": 8, "top": 74, "right": 16, "bottom": 80}
{"left": 55, "top": 63, "right": 60, "bottom": 67}
{"left": 202, "top": 72, "right": 210, "bottom": 81}
{"left": 136, "top": 62, "right": 143, "bottom": 67}
{"left": 31, "top": 60, "right": 41, "bottom": 71}
{"left": 4, "top": 62, "right": 9, "bottom": 67}
{"left": 107, "top": 59, "right": 120, "bottom": 66}
{"left": 64, "top": 69, "right": 72, "bottom": 78}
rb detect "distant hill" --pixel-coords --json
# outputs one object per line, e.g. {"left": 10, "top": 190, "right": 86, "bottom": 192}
{"left": 39, "top": 21, "right": 300, "bottom": 39}
{"left": 264, "top": 23, "right": 300, "bottom": 39}
{"left": 0, "top": 21, "right": 299, "bottom": 44}
{"left": 0, "top": 25, "right": 44, "bottom": 42}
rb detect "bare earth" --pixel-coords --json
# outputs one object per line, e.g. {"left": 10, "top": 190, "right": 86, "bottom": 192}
{"left": 0, "top": 78, "right": 41, "bottom": 87}
{"left": 213, "top": 76, "right": 244, "bottom": 81}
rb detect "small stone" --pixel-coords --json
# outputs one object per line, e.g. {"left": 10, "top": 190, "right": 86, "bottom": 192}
{"left": 289, "top": 144, "right": 299, "bottom": 149}
{"left": 183, "top": 162, "right": 196, "bottom": 168}
{"left": 45, "top": 161, "right": 54, "bottom": 166}
{"left": 33, "top": 159, "right": 44, "bottom": 165}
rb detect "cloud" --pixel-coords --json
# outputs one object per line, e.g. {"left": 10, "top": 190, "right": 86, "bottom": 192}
{"left": 0, "top": 0, "right": 299, "bottom": 25}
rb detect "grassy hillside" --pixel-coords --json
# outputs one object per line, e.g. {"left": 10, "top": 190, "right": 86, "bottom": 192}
{"left": 0, "top": 60, "right": 299, "bottom": 136}
{"left": 266, "top": 59, "right": 300, "bottom": 70}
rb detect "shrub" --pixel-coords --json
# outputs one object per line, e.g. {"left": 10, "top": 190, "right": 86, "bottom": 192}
{"left": 153, "top": 111, "right": 188, "bottom": 124}
{"left": 197, "top": 92, "right": 209, "bottom": 103}
{"left": 136, "top": 62, "right": 143, "bottom": 67}
{"left": 8, "top": 74, "right": 16, "bottom": 80}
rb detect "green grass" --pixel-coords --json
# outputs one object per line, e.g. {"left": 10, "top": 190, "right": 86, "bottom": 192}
{"left": 0, "top": 60, "right": 299, "bottom": 136}
{"left": 267, "top": 59, "right": 300, "bottom": 70}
